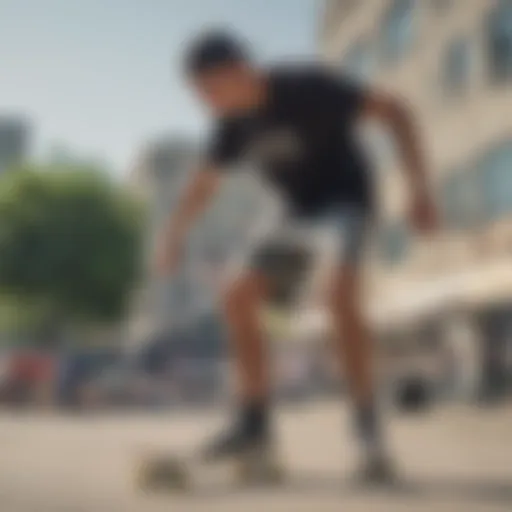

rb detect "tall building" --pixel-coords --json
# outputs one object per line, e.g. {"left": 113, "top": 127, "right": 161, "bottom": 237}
{"left": 319, "top": 0, "right": 512, "bottom": 325}
{"left": 0, "top": 116, "right": 30, "bottom": 173}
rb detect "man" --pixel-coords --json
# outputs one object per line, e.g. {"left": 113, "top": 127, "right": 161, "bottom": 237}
{"left": 155, "top": 30, "right": 437, "bottom": 481}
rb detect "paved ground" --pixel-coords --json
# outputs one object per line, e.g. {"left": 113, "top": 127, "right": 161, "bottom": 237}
{"left": 0, "top": 401, "right": 511, "bottom": 512}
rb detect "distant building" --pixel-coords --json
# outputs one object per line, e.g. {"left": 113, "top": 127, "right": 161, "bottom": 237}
{"left": 319, "top": 0, "right": 512, "bottom": 324}
{"left": 0, "top": 116, "right": 30, "bottom": 173}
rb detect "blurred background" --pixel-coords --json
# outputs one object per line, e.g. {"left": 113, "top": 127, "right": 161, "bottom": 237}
{"left": 0, "top": 1, "right": 511, "bottom": 510}
{"left": 1, "top": 0, "right": 510, "bottom": 413}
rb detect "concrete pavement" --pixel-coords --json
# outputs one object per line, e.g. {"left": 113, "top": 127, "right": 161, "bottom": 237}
{"left": 0, "top": 401, "right": 511, "bottom": 512}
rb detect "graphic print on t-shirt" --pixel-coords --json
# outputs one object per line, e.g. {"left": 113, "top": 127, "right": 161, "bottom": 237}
{"left": 207, "top": 65, "right": 373, "bottom": 216}
{"left": 244, "top": 128, "right": 304, "bottom": 168}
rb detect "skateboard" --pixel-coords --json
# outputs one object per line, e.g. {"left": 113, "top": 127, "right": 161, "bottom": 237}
{"left": 135, "top": 444, "right": 286, "bottom": 493}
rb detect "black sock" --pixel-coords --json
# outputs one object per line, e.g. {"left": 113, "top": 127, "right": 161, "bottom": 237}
{"left": 355, "top": 402, "right": 381, "bottom": 450}
{"left": 241, "top": 401, "right": 269, "bottom": 438}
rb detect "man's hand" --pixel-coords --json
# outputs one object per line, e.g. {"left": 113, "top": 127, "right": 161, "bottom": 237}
{"left": 408, "top": 188, "right": 439, "bottom": 234}
{"left": 360, "top": 91, "right": 439, "bottom": 235}
{"left": 153, "top": 233, "right": 184, "bottom": 278}
{"left": 151, "top": 166, "right": 223, "bottom": 278}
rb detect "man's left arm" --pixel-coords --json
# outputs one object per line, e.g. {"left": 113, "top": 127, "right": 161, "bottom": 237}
{"left": 358, "top": 91, "right": 438, "bottom": 233}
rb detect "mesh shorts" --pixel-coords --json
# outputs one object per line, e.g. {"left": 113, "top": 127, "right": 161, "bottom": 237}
{"left": 228, "top": 204, "right": 369, "bottom": 306}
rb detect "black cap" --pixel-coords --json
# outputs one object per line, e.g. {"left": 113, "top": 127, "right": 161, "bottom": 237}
{"left": 183, "top": 29, "right": 250, "bottom": 76}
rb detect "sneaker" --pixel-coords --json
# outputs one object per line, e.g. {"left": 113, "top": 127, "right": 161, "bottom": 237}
{"left": 200, "top": 420, "right": 270, "bottom": 463}
{"left": 354, "top": 453, "right": 397, "bottom": 487}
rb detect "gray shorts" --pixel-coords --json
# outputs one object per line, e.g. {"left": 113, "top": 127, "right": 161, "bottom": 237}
{"left": 231, "top": 204, "right": 369, "bottom": 305}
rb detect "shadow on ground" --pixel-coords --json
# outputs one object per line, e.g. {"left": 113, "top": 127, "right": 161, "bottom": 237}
{"left": 144, "top": 473, "right": 512, "bottom": 507}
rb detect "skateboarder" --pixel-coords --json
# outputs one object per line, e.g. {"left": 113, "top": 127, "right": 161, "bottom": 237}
{"left": 154, "top": 30, "right": 438, "bottom": 482}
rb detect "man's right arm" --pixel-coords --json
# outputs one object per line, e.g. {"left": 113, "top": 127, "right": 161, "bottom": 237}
{"left": 154, "top": 163, "right": 223, "bottom": 276}
{"left": 155, "top": 116, "right": 241, "bottom": 276}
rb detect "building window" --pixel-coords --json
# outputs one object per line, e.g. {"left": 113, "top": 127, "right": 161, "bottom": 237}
{"left": 440, "top": 140, "right": 512, "bottom": 229}
{"left": 487, "top": 0, "right": 512, "bottom": 83}
{"left": 479, "top": 140, "right": 512, "bottom": 221}
{"left": 342, "top": 41, "right": 374, "bottom": 82}
{"left": 439, "top": 167, "right": 483, "bottom": 229}
{"left": 441, "top": 37, "right": 472, "bottom": 96}
{"left": 380, "top": 0, "right": 417, "bottom": 64}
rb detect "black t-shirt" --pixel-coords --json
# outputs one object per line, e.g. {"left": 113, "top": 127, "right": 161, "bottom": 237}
{"left": 207, "top": 64, "right": 373, "bottom": 217}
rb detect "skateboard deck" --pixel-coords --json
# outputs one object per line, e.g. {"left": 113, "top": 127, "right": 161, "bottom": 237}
{"left": 135, "top": 446, "right": 286, "bottom": 493}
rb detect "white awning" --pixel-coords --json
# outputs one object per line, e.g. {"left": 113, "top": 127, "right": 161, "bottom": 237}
{"left": 268, "top": 261, "right": 512, "bottom": 339}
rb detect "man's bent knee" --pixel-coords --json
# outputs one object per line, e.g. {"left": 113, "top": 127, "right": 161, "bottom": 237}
{"left": 222, "top": 272, "right": 267, "bottom": 316}
{"left": 328, "top": 266, "right": 361, "bottom": 308}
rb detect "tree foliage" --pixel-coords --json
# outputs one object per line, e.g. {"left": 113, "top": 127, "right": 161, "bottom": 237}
{"left": 0, "top": 162, "right": 145, "bottom": 326}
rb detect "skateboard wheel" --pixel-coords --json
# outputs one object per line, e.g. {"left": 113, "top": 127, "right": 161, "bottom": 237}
{"left": 136, "top": 456, "right": 190, "bottom": 492}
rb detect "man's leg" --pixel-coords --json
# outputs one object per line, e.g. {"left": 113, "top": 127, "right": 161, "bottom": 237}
{"left": 202, "top": 270, "right": 272, "bottom": 460}
{"left": 327, "top": 263, "right": 392, "bottom": 480}
{"left": 224, "top": 271, "right": 270, "bottom": 405}
{"left": 328, "top": 266, "right": 378, "bottom": 437}
{"left": 323, "top": 209, "right": 392, "bottom": 480}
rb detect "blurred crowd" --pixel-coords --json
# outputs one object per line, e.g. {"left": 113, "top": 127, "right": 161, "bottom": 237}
{"left": 1, "top": 308, "right": 511, "bottom": 414}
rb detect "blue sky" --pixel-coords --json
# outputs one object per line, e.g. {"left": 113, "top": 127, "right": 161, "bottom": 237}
{"left": 0, "top": 0, "right": 318, "bottom": 175}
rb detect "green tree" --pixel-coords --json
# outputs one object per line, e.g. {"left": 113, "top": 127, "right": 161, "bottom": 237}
{"left": 0, "top": 161, "right": 145, "bottom": 341}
